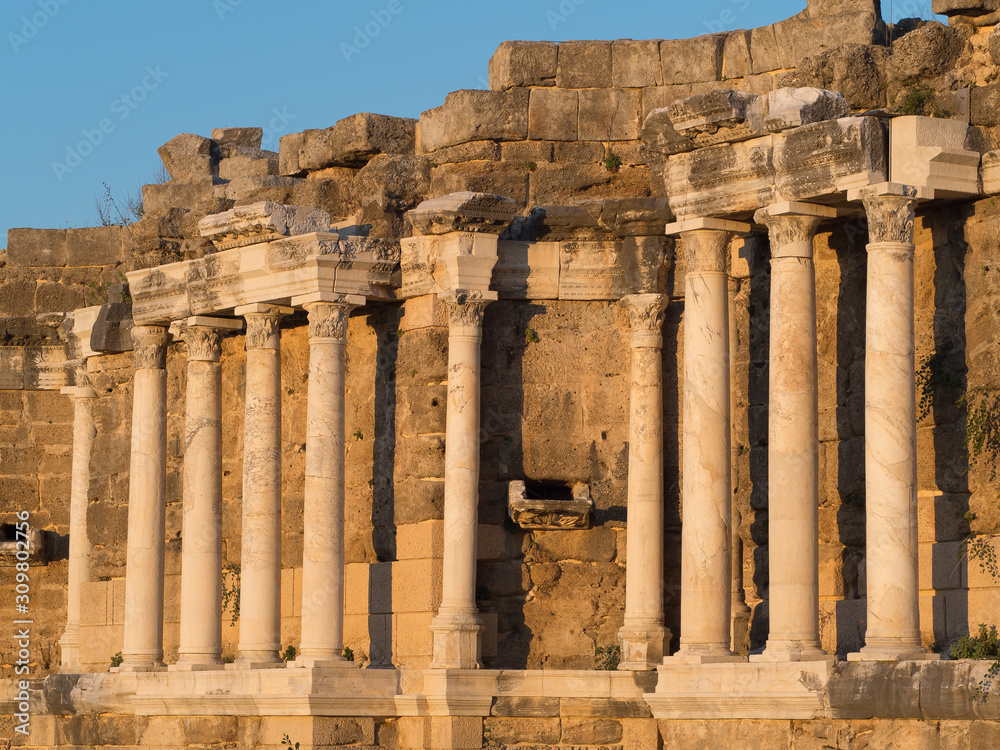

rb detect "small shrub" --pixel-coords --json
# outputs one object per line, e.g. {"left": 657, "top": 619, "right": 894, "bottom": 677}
{"left": 110, "top": 652, "right": 123, "bottom": 668}
{"left": 594, "top": 644, "right": 621, "bottom": 670}
{"left": 524, "top": 327, "right": 540, "bottom": 344}
{"left": 280, "top": 645, "right": 297, "bottom": 662}
{"left": 281, "top": 734, "right": 300, "bottom": 749}
{"left": 898, "top": 82, "right": 936, "bottom": 116}
{"left": 527, "top": 161, "right": 537, "bottom": 171}
{"left": 603, "top": 152, "right": 622, "bottom": 173}
{"left": 343, "top": 646, "right": 355, "bottom": 662}
{"left": 951, "top": 624, "right": 1000, "bottom": 660}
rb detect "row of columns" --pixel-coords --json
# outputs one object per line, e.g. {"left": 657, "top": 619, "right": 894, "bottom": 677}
{"left": 117, "top": 297, "right": 359, "bottom": 671}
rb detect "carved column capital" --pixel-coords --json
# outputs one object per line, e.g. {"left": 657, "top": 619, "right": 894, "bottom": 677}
{"left": 439, "top": 290, "right": 494, "bottom": 330}
{"left": 304, "top": 300, "right": 354, "bottom": 342}
{"left": 132, "top": 325, "right": 169, "bottom": 370}
{"left": 623, "top": 293, "right": 670, "bottom": 349}
{"left": 859, "top": 188, "right": 918, "bottom": 245}
{"left": 179, "top": 326, "right": 223, "bottom": 363}
{"left": 243, "top": 308, "right": 288, "bottom": 351}
{"left": 753, "top": 212, "right": 820, "bottom": 260}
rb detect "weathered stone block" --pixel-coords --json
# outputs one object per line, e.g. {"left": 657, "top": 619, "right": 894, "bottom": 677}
{"left": 432, "top": 140, "right": 503, "bottom": 164}
{"left": 419, "top": 89, "right": 529, "bottom": 153}
{"left": 760, "top": 87, "right": 850, "bottom": 133}
{"left": 579, "top": 88, "right": 642, "bottom": 141}
{"left": 971, "top": 82, "right": 1000, "bottom": 127}
{"left": 211, "top": 126, "right": 263, "bottom": 152}
{"left": 889, "top": 22, "right": 970, "bottom": 81}
{"left": 562, "top": 717, "right": 623, "bottom": 743}
{"left": 66, "top": 227, "right": 125, "bottom": 266}
{"left": 218, "top": 148, "right": 278, "bottom": 181}
{"left": 660, "top": 35, "right": 723, "bottom": 85}
{"left": 485, "top": 717, "right": 560, "bottom": 745}
{"left": 490, "top": 696, "right": 561, "bottom": 717}
{"left": 502, "top": 140, "right": 554, "bottom": 164}
{"left": 157, "top": 133, "right": 213, "bottom": 180}
{"left": 141, "top": 178, "right": 221, "bottom": 215}
{"left": 528, "top": 88, "right": 579, "bottom": 142}
{"left": 0, "top": 281, "right": 37, "bottom": 317}
{"left": 613, "top": 40, "right": 662, "bottom": 87}
{"left": 489, "top": 41, "right": 557, "bottom": 90}
{"left": 794, "top": 44, "right": 888, "bottom": 112}
{"left": 723, "top": 31, "right": 752, "bottom": 79}
{"left": 7, "top": 228, "right": 67, "bottom": 267}
{"left": 556, "top": 40, "right": 612, "bottom": 89}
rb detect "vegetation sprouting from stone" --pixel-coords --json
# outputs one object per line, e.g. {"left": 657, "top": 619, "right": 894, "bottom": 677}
{"left": 221, "top": 563, "right": 241, "bottom": 626}
{"left": 950, "top": 624, "right": 1000, "bottom": 699}
{"left": 281, "top": 645, "right": 297, "bottom": 662}
{"left": 898, "top": 81, "right": 937, "bottom": 116}
{"left": 94, "top": 181, "right": 144, "bottom": 227}
{"left": 281, "top": 734, "right": 300, "bottom": 749}
{"left": 594, "top": 644, "right": 620, "bottom": 670}
{"left": 602, "top": 152, "right": 622, "bottom": 173}
{"left": 109, "top": 651, "right": 123, "bottom": 669}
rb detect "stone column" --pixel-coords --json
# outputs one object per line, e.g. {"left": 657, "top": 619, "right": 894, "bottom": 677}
{"left": 618, "top": 293, "right": 672, "bottom": 670}
{"left": 59, "top": 364, "right": 97, "bottom": 673}
{"left": 120, "top": 325, "right": 170, "bottom": 671}
{"left": 847, "top": 184, "right": 935, "bottom": 661}
{"left": 293, "top": 296, "right": 361, "bottom": 668}
{"left": 430, "top": 289, "right": 496, "bottom": 669}
{"left": 666, "top": 218, "right": 749, "bottom": 663}
{"left": 234, "top": 304, "right": 291, "bottom": 667}
{"left": 753, "top": 202, "right": 836, "bottom": 662}
{"left": 173, "top": 318, "right": 241, "bottom": 670}
{"left": 728, "top": 276, "right": 751, "bottom": 655}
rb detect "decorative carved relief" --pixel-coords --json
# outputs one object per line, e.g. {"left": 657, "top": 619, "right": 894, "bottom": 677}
{"left": 682, "top": 229, "right": 732, "bottom": 273}
{"left": 244, "top": 310, "right": 286, "bottom": 351}
{"left": 508, "top": 480, "right": 593, "bottom": 530}
{"left": 132, "top": 326, "right": 169, "bottom": 370}
{"left": 623, "top": 294, "right": 669, "bottom": 334}
{"left": 860, "top": 189, "right": 918, "bottom": 245}
{"left": 441, "top": 290, "right": 492, "bottom": 329}
{"left": 305, "top": 301, "right": 353, "bottom": 341}
{"left": 180, "top": 326, "right": 222, "bottom": 362}
{"left": 753, "top": 209, "right": 822, "bottom": 251}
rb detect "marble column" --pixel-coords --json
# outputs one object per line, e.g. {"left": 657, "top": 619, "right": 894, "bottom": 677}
{"left": 173, "top": 318, "right": 241, "bottom": 670}
{"left": 666, "top": 218, "right": 749, "bottom": 663}
{"left": 58, "top": 364, "right": 97, "bottom": 673}
{"left": 753, "top": 202, "right": 836, "bottom": 662}
{"left": 430, "top": 290, "right": 496, "bottom": 669}
{"left": 848, "top": 185, "right": 935, "bottom": 661}
{"left": 728, "top": 277, "right": 751, "bottom": 655}
{"left": 234, "top": 304, "right": 291, "bottom": 667}
{"left": 293, "top": 297, "right": 360, "bottom": 668}
{"left": 618, "top": 293, "right": 672, "bottom": 670}
{"left": 120, "top": 325, "right": 170, "bottom": 671}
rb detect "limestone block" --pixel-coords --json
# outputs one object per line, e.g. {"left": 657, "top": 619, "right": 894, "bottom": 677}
{"left": 485, "top": 717, "right": 561, "bottom": 746}
{"left": 141, "top": 178, "right": 221, "bottom": 215}
{"left": 279, "top": 114, "right": 416, "bottom": 173}
{"left": 489, "top": 41, "right": 557, "bottom": 90}
{"left": 396, "top": 519, "right": 444, "bottom": 560}
{"left": 982, "top": 150, "right": 1000, "bottom": 194}
{"left": 217, "top": 148, "right": 278, "bottom": 181}
{"left": 759, "top": 87, "right": 850, "bottom": 133}
{"left": 723, "top": 31, "right": 752, "bottom": 79}
{"left": 433, "top": 140, "right": 503, "bottom": 164}
{"left": 66, "top": 226, "right": 126, "bottom": 266}
{"left": 157, "top": 133, "right": 213, "bottom": 181}
{"left": 889, "top": 22, "right": 970, "bottom": 81}
{"left": 419, "top": 89, "right": 529, "bottom": 153}
{"left": 562, "top": 717, "right": 623, "bottom": 744}
{"left": 391, "top": 558, "right": 443, "bottom": 613}
{"left": 80, "top": 581, "right": 109, "bottom": 626}
{"left": 557, "top": 40, "right": 613, "bottom": 88}
{"left": 890, "top": 116, "right": 980, "bottom": 197}
{"left": 197, "top": 201, "right": 331, "bottom": 249}
{"left": 971, "top": 83, "right": 1000, "bottom": 127}
{"left": 492, "top": 240, "right": 559, "bottom": 299}
{"left": 111, "top": 577, "right": 126, "bottom": 625}
{"left": 750, "top": 24, "right": 784, "bottom": 74}
{"left": 668, "top": 89, "right": 760, "bottom": 147}
{"left": 559, "top": 241, "right": 634, "bottom": 300}
{"left": 502, "top": 140, "right": 553, "bottom": 164}
{"left": 79, "top": 623, "right": 123, "bottom": 671}
{"left": 918, "top": 541, "right": 966, "bottom": 591}
{"left": 613, "top": 40, "right": 662, "bottom": 88}
{"left": 932, "top": 0, "right": 999, "bottom": 16}
{"left": 394, "top": 612, "right": 434, "bottom": 658}
{"left": 6, "top": 228, "right": 68, "bottom": 267}
{"left": 90, "top": 302, "right": 133, "bottom": 353}
{"left": 660, "top": 35, "right": 723, "bottom": 85}
{"left": 528, "top": 88, "right": 579, "bottom": 142}
{"left": 640, "top": 108, "right": 695, "bottom": 160}
{"left": 407, "top": 192, "right": 516, "bottom": 237}
{"left": 212, "top": 126, "right": 263, "bottom": 153}
{"left": 794, "top": 44, "right": 888, "bottom": 113}
{"left": 967, "top": 536, "right": 1000, "bottom": 589}
{"left": 579, "top": 88, "right": 642, "bottom": 141}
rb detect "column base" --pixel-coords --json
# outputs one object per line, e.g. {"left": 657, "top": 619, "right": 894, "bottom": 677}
{"left": 169, "top": 658, "right": 224, "bottom": 672}
{"left": 430, "top": 611, "right": 483, "bottom": 669}
{"left": 750, "top": 641, "right": 833, "bottom": 663}
{"left": 290, "top": 654, "right": 356, "bottom": 669}
{"left": 58, "top": 633, "right": 81, "bottom": 674}
{"left": 618, "top": 623, "right": 672, "bottom": 670}
{"left": 847, "top": 640, "right": 941, "bottom": 662}
{"left": 666, "top": 644, "right": 747, "bottom": 665}
{"left": 731, "top": 603, "right": 751, "bottom": 655}
{"left": 231, "top": 650, "right": 284, "bottom": 669}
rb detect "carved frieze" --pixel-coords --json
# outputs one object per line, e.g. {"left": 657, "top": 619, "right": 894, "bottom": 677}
{"left": 508, "top": 480, "right": 593, "bottom": 530}
{"left": 441, "top": 290, "right": 493, "bottom": 329}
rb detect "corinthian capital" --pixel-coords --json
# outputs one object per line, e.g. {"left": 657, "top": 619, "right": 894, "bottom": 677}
{"left": 239, "top": 305, "right": 291, "bottom": 351}
{"left": 132, "top": 326, "right": 169, "bottom": 370}
{"left": 440, "top": 290, "right": 495, "bottom": 330}
{"left": 623, "top": 293, "right": 670, "bottom": 349}
{"left": 860, "top": 188, "right": 918, "bottom": 245}
{"left": 180, "top": 326, "right": 223, "bottom": 363}
{"left": 304, "top": 300, "right": 354, "bottom": 342}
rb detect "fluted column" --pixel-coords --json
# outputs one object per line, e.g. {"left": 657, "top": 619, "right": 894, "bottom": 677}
{"left": 173, "top": 318, "right": 241, "bottom": 670}
{"left": 430, "top": 290, "right": 496, "bottom": 669}
{"left": 120, "top": 325, "right": 170, "bottom": 671}
{"left": 618, "top": 293, "right": 672, "bottom": 670}
{"left": 753, "top": 202, "right": 836, "bottom": 662}
{"left": 59, "top": 364, "right": 97, "bottom": 672}
{"left": 234, "top": 304, "right": 291, "bottom": 667}
{"left": 293, "top": 297, "right": 360, "bottom": 668}
{"left": 848, "top": 184, "right": 935, "bottom": 661}
{"left": 666, "top": 218, "right": 748, "bottom": 663}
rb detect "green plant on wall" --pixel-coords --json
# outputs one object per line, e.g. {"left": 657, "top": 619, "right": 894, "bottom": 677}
{"left": 594, "top": 644, "right": 621, "bottom": 670}
{"left": 222, "top": 562, "right": 241, "bottom": 626}
{"left": 898, "top": 81, "right": 936, "bottom": 116}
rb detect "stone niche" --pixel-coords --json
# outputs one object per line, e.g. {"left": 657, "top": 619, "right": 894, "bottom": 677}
{"left": 507, "top": 480, "right": 594, "bottom": 530}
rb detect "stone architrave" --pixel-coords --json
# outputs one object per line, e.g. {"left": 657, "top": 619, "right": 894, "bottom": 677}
{"left": 846, "top": 184, "right": 938, "bottom": 662}
{"left": 430, "top": 290, "right": 497, "bottom": 669}
{"left": 173, "top": 317, "right": 242, "bottom": 671}
{"left": 119, "top": 325, "right": 170, "bottom": 672}
{"left": 752, "top": 202, "right": 837, "bottom": 663}
{"left": 58, "top": 364, "right": 97, "bottom": 672}
{"left": 198, "top": 201, "right": 332, "bottom": 250}
{"left": 618, "top": 293, "right": 673, "bottom": 670}
{"left": 291, "top": 293, "right": 365, "bottom": 669}
{"left": 233, "top": 304, "right": 292, "bottom": 668}
{"left": 665, "top": 218, "right": 750, "bottom": 664}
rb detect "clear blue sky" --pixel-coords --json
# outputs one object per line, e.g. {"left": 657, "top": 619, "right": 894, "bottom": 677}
{"left": 0, "top": 0, "right": 942, "bottom": 246}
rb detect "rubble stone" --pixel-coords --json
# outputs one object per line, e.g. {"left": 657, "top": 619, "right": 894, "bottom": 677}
{"left": 157, "top": 133, "right": 214, "bottom": 181}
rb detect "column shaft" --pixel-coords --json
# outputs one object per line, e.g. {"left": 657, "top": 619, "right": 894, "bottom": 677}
{"left": 619, "top": 294, "right": 671, "bottom": 669}
{"left": 175, "top": 325, "right": 226, "bottom": 669}
{"left": 430, "top": 291, "right": 493, "bottom": 669}
{"left": 728, "top": 277, "right": 751, "bottom": 654}
{"left": 236, "top": 306, "right": 289, "bottom": 667}
{"left": 674, "top": 227, "right": 738, "bottom": 661}
{"left": 850, "top": 187, "right": 930, "bottom": 661}
{"left": 59, "top": 368, "right": 96, "bottom": 672}
{"left": 754, "top": 205, "right": 832, "bottom": 661}
{"left": 297, "top": 301, "right": 353, "bottom": 667}
{"left": 121, "top": 326, "right": 170, "bottom": 671}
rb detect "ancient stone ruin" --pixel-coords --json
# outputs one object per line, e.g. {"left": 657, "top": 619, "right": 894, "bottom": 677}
{"left": 3, "top": 0, "right": 1000, "bottom": 747}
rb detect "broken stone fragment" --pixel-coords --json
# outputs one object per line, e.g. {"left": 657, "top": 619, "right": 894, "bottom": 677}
{"left": 157, "top": 133, "right": 214, "bottom": 181}
{"left": 667, "top": 89, "right": 761, "bottom": 147}
{"left": 406, "top": 192, "right": 516, "bottom": 236}
{"left": 757, "top": 87, "right": 850, "bottom": 133}
{"left": 198, "top": 201, "right": 332, "bottom": 250}
{"left": 640, "top": 108, "right": 696, "bottom": 160}
{"left": 577, "top": 198, "right": 674, "bottom": 238}
{"left": 211, "top": 127, "right": 264, "bottom": 155}
{"left": 981, "top": 150, "right": 1000, "bottom": 194}
{"left": 90, "top": 301, "right": 134, "bottom": 353}
{"left": 278, "top": 113, "right": 416, "bottom": 175}
{"left": 932, "top": 0, "right": 999, "bottom": 16}
{"left": 418, "top": 89, "right": 529, "bottom": 154}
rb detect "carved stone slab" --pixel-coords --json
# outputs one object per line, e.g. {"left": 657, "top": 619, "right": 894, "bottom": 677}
{"left": 399, "top": 232, "right": 500, "bottom": 298}
{"left": 198, "top": 201, "right": 332, "bottom": 250}
{"left": 407, "top": 192, "right": 517, "bottom": 236}
{"left": 492, "top": 241, "right": 560, "bottom": 299}
{"left": 128, "top": 233, "right": 399, "bottom": 325}
{"left": 91, "top": 302, "right": 134, "bottom": 353}
{"left": 669, "top": 89, "right": 760, "bottom": 148}
{"left": 508, "top": 480, "right": 593, "bottom": 530}
{"left": 982, "top": 150, "right": 1000, "bottom": 195}
{"left": 0, "top": 346, "right": 68, "bottom": 390}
